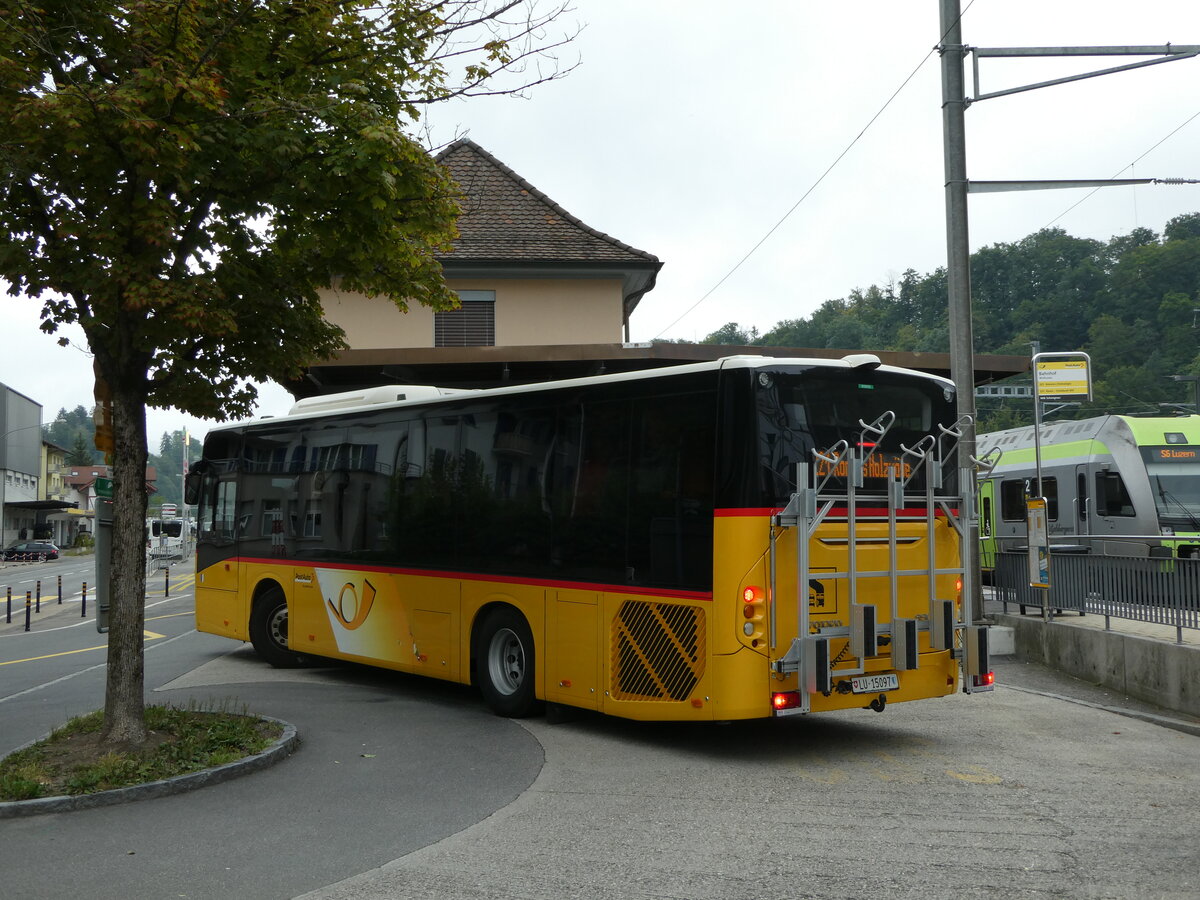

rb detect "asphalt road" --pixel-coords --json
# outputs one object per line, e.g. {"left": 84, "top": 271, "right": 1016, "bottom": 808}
{"left": 2, "top": 557, "right": 1198, "bottom": 899}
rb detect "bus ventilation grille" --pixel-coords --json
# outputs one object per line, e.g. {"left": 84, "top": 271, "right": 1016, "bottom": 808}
{"left": 611, "top": 600, "right": 705, "bottom": 702}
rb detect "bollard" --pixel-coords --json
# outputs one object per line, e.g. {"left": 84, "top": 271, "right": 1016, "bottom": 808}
{"left": 81, "top": 581, "right": 87, "bottom": 618}
{"left": 36, "top": 579, "right": 41, "bottom": 613}
{"left": 165, "top": 564, "right": 170, "bottom": 598}
{"left": 6, "top": 586, "right": 10, "bottom": 625}
{"left": 58, "top": 574, "right": 62, "bottom": 605}
{"left": 25, "top": 590, "right": 32, "bottom": 632}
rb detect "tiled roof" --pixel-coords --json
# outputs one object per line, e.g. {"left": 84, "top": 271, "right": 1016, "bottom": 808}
{"left": 435, "top": 139, "right": 660, "bottom": 266}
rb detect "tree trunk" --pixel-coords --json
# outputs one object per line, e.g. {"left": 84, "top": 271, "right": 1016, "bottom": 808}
{"left": 100, "top": 385, "right": 150, "bottom": 744}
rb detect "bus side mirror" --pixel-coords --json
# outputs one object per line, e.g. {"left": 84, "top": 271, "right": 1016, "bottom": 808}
{"left": 184, "top": 471, "right": 202, "bottom": 505}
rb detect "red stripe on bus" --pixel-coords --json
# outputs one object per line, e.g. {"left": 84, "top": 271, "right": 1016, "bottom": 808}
{"left": 231, "top": 557, "right": 713, "bottom": 602}
{"left": 715, "top": 507, "right": 957, "bottom": 518}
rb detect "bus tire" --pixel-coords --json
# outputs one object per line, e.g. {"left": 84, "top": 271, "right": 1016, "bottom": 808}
{"left": 475, "top": 607, "right": 538, "bottom": 718}
{"left": 249, "top": 587, "right": 305, "bottom": 668}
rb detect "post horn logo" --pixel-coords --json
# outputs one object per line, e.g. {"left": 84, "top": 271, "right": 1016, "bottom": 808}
{"left": 328, "top": 579, "right": 377, "bottom": 630}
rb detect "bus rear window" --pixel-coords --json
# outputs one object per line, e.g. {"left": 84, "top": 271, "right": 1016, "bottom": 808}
{"left": 755, "top": 370, "right": 956, "bottom": 506}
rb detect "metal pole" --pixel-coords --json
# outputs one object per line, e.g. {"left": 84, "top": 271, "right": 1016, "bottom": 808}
{"left": 1031, "top": 344, "right": 1044, "bottom": 498}
{"left": 940, "top": 0, "right": 983, "bottom": 624}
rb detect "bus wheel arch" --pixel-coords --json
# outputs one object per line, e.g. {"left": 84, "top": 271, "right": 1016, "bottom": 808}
{"left": 249, "top": 580, "right": 305, "bottom": 668}
{"left": 472, "top": 604, "right": 539, "bottom": 718}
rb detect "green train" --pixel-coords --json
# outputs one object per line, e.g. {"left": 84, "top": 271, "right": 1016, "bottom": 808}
{"left": 977, "top": 414, "right": 1200, "bottom": 564}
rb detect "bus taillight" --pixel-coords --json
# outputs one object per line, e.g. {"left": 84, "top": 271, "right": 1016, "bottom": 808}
{"left": 772, "top": 691, "right": 801, "bottom": 711}
{"left": 970, "top": 672, "right": 995, "bottom": 692}
{"left": 742, "top": 586, "right": 760, "bottom": 617}
{"left": 742, "top": 586, "right": 765, "bottom": 639}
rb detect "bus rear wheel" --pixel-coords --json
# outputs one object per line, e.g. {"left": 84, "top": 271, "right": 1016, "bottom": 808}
{"left": 249, "top": 587, "right": 305, "bottom": 668}
{"left": 476, "top": 608, "right": 538, "bottom": 718}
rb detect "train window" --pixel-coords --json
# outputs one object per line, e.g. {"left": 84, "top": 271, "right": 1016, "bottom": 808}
{"left": 1096, "top": 472, "right": 1136, "bottom": 517}
{"left": 1042, "top": 478, "right": 1058, "bottom": 520}
{"left": 1001, "top": 478, "right": 1057, "bottom": 520}
{"left": 1077, "top": 473, "right": 1088, "bottom": 521}
{"left": 1000, "top": 480, "right": 1026, "bottom": 521}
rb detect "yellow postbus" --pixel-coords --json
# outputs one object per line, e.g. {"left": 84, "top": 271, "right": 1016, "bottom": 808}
{"left": 186, "top": 355, "right": 991, "bottom": 721}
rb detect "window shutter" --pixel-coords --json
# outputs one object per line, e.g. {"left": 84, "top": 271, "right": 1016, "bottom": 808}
{"left": 435, "top": 291, "right": 495, "bottom": 347}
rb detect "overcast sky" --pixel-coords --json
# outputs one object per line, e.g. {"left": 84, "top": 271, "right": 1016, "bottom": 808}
{"left": 3, "top": 0, "right": 1198, "bottom": 447}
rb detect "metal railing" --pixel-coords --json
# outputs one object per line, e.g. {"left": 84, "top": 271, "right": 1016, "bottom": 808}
{"left": 146, "top": 538, "right": 194, "bottom": 573}
{"left": 991, "top": 549, "right": 1200, "bottom": 643}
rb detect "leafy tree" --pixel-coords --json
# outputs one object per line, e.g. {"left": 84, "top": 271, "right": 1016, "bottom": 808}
{"left": 0, "top": 0, "right": 574, "bottom": 744}
{"left": 1165, "top": 212, "right": 1200, "bottom": 243}
{"left": 148, "top": 429, "right": 203, "bottom": 508}
{"left": 66, "top": 431, "right": 95, "bottom": 467}
{"left": 43, "top": 405, "right": 99, "bottom": 463}
{"left": 702, "top": 322, "right": 760, "bottom": 345}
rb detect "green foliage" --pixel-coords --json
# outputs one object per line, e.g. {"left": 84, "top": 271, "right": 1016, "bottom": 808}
{"left": 43, "top": 406, "right": 100, "bottom": 464}
{"left": 67, "top": 430, "right": 97, "bottom": 466}
{"left": 1, "top": 1, "right": 472, "bottom": 422}
{"left": 1, "top": 0, "right": 574, "bottom": 744}
{"left": 0, "top": 705, "right": 280, "bottom": 800}
{"left": 703, "top": 322, "right": 760, "bottom": 345}
{"left": 692, "top": 218, "right": 1200, "bottom": 420}
{"left": 148, "top": 428, "right": 204, "bottom": 507}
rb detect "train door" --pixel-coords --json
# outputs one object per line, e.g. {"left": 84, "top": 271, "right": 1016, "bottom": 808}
{"left": 978, "top": 479, "right": 997, "bottom": 570}
{"left": 1075, "top": 466, "right": 1090, "bottom": 538}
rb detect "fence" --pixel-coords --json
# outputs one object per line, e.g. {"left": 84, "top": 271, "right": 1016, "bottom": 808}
{"left": 146, "top": 538, "right": 194, "bottom": 573}
{"left": 991, "top": 549, "right": 1200, "bottom": 643}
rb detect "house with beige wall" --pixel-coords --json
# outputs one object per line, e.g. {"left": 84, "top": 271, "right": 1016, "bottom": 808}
{"left": 305, "top": 138, "right": 665, "bottom": 395}
{"left": 292, "top": 139, "right": 1027, "bottom": 399}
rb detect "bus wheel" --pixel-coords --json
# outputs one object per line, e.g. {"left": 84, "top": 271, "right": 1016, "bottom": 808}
{"left": 249, "top": 588, "right": 304, "bottom": 668}
{"left": 476, "top": 608, "right": 537, "bottom": 718}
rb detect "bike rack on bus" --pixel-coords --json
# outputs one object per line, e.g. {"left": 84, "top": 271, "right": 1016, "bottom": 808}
{"left": 769, "top": 412, "right": 992, "bottom": 714}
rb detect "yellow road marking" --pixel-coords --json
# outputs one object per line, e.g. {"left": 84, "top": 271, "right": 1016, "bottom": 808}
{"left": 946, "top": 766, "right": 1003, "bottom": 784}
{"left": 0, "top": 631, "right": 166, "bottom": 666}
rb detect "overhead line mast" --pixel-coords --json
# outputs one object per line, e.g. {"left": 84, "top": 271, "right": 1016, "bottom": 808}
{"left": 936, "top": 0, "right": 1199, "bottom": 623}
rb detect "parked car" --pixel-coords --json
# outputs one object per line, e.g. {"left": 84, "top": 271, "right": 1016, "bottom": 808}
{"left": 2, "top": 541, "right": 60, "bottom": 561}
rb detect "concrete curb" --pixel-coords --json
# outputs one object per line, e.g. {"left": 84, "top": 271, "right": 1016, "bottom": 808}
{"left": 0, "top": 716, "right": 298, "bottom": 820}
{"left": 999, "top": 683, "right": 1200, "bottom": 738}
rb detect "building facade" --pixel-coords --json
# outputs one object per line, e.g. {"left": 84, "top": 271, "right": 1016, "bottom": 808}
{"left": 0, "top": 383, "right": 43, "bottom": 547}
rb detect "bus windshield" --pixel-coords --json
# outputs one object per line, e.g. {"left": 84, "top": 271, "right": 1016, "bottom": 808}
{"left": 756, "top": 369, "right": 956, "bottom": 506}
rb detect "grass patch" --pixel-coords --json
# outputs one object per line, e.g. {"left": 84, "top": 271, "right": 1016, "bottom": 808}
{"left": 0, "top": 702, "right": 282, "bottom": 802}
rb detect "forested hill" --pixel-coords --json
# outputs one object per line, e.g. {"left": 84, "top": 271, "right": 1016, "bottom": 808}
{"left": 42, "top": 408, "right": 201, "bottom": 508}
{"left": 679, "top": 212, "right": 1200, "bottom": 432}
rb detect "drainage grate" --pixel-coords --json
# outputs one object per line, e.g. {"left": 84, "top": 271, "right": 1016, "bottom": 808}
{"left": 611, "top": 600, "right": 705, "bottom": 701}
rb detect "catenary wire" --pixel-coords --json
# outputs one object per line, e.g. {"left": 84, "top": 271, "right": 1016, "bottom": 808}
{"left": 654, "top": 1, "right": 979, "bottom": 340}
{"left": 1045, "top": 108, "right": 1200, "bottom": 229}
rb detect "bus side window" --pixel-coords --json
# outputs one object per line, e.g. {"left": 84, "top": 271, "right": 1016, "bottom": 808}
{"left": 214, "top": 480, "right": 238, "bottom": 542}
